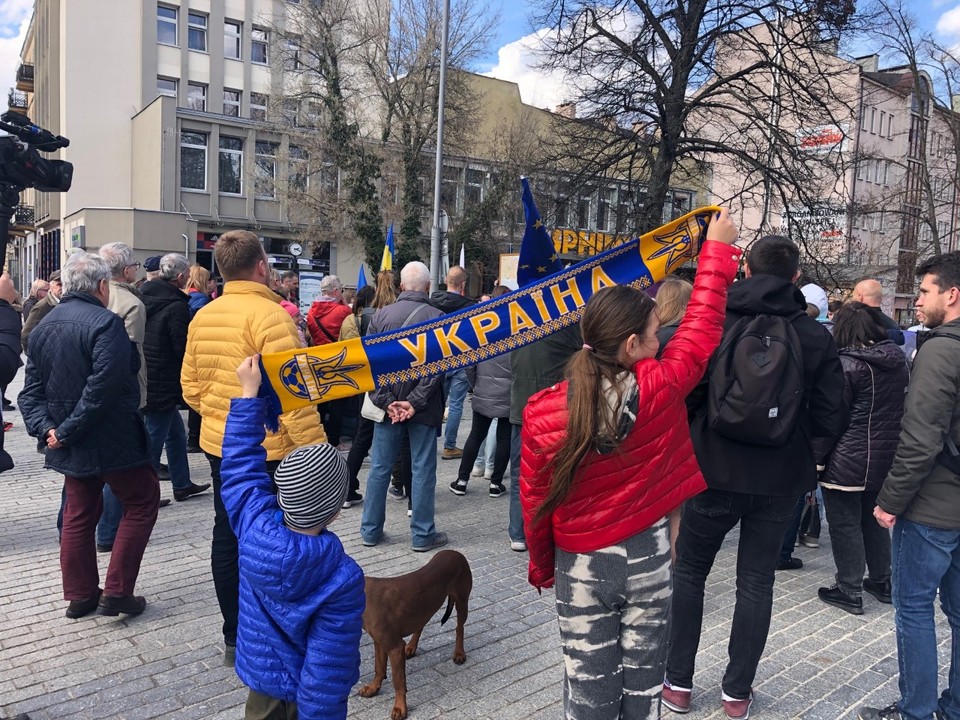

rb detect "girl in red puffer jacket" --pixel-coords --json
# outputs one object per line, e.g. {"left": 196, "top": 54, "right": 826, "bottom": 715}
{"left": 519, "top": 209, "right": 740, "bottom": 720}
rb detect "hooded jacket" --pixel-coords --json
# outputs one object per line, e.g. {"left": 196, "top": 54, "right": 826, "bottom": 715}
{"left": 429, "top": 290, "right": 474, "bottom": 314}
{"left": 140, "top": 278, "right": 191, "bottom": 413}
{"left": 816, "top": 342, "right": 909, "bottom": 492}
{"left": 306, "top": 298, "right": 351, "bottom": 345}
{"left": 19, "top": 292, "right": 150, "bottom": 477}
{"left": 368, "top": 291, "right": 445, "bottom": 427}
{"left": 688, "top": 275, "right": 845, "bottom": 498}
{"left": 181, "top": 280, "right": 327, "bottom": 459}
{"left": 520, "top": 240, "right": 740, "bottom": 589}
{"left": 221, "top": 398, "right": 364, "bottom": 720}
{"left": 878, "top": 318, "right": 960, "bottom": 529}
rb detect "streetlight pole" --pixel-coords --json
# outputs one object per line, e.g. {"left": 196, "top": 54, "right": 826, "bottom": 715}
{"left": 429, "top": 0, "right": 451, "bottom": 292}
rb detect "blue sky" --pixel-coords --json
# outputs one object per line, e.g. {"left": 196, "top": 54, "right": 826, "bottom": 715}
{"left": 3, "top": 0, "right": 960, "bottom": 114}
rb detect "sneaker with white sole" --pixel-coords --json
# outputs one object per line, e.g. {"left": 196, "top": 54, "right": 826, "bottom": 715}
{"left": 661, "top": 680, "right": 691, "bottom": 713}
{"left": 721, "top": 690, "right": 753, "bottom": 720}
{"left": 412, "top": 531, "right": 448, "bottom": 552}
{"left": 510, "top": 540, "right": 527, "bottom": 552}
{"left": 489, "top": 483, "right": 505, "bottom": 498}
{"left": 483, "top": 469, "right": 494, "bottom": 480}
{"left": 449, "top": 479, "right": 468, "bottom": 495}
{"left": 471, "top": 466, "right": 485, "bottom": 478}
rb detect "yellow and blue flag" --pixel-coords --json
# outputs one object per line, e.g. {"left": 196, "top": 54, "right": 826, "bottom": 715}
{"left": 518, "top": 177, "right": 563, "bottom": 287}
{"left": 258, "top": 205, "right": 720, "bottom": 422}
{"left": 380, "top": 224, "right": 394, "bottom": 272}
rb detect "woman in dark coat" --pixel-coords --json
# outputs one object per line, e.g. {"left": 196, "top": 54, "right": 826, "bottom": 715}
{"left": 816, "top": 301, "right": 909, "bottom": 615}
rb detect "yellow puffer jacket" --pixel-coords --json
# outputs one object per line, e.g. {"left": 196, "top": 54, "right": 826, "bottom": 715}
{"left": 181, "top": 280, "right": 327, "bottom": 459}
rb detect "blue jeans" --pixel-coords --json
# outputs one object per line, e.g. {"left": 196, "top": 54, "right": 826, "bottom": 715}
{"left": 443, "top": 370, "right": 469, "bottom": 450}
{"left": 96, "top": 486, "right": 123, "bottom": 548}
{"left": 473, "top": 418, "right": 498, "bottom": 473}
{"left": 509, "top": 423, "right": 525, "bottom": 544}
{"left": 892, "top": 519, "right": 960, "bottom": 720}
{"left": 144, "top": 408, "right": 191, "bottom": 491}
{"left": 361, "top": 421, "right": 439, "bottom": 547}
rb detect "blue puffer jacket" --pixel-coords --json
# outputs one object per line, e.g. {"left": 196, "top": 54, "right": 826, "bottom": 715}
{"left": 18, "top": 292, "right": 149, "bottom": 477}
{"left": 221, "top": 398, "right": 364, "bottom": 720}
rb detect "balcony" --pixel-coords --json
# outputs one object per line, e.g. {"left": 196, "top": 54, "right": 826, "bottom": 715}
{"left": 8, "top": 205, "right": 35, "bottom": 237}
{"left": 15, "top": 63, "right": 34, "bottom": 92}
{"left": 7, "top": 89, "right": 28, "bottom": 114}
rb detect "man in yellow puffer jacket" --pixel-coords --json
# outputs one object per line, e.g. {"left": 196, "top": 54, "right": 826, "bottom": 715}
{"left": 181, "top": 230, "right": 326, "bottom": 666}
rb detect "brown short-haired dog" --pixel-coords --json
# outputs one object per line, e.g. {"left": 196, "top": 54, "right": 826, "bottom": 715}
{"left": 358, "top": 550, "right": 472, "bottom": 720}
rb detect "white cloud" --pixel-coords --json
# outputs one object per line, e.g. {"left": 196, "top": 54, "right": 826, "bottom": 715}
{"left": 936, "top": 4, "right": 960, "bottom": 36}
{"left": 481, "top": 29, "right": 572, "bottom": 112}
{"left": 0, "top": 0, "right": 32, "bottom": 100}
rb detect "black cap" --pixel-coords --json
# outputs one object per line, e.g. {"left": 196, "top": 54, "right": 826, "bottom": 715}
{"left": 144, "top": 256, "right": 162, "bottom": 272}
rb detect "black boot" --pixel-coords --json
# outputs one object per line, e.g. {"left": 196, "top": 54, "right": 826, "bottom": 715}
{"left": 818, "top": 585, "right": 863, "bottom": 615}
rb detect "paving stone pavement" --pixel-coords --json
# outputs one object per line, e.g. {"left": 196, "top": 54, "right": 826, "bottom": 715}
{"left": 0, "top": 373, "right": 953, "bottom": 720}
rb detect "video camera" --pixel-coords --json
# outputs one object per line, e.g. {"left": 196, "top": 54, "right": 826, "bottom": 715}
{"left": 0, "top": 111, "right": 72, "bottom": 194}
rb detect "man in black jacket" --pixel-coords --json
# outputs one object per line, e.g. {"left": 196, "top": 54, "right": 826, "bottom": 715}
{"left": 140, "top": 254, "right": 209, "bottom": 503}
{"left": 860, "top": 252, "right": 960, "bottom": 720}
{"left": 18, "top": 252, "right": 160, "bottom": 619}
{"left": 430, "top": 265, "right": 474, "bottom": 459}
{"left": 662, "top": 236, "right": 845, "bottom": 719}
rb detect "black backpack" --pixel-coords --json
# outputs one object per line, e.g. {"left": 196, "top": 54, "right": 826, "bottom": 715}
{"left": 707, "top": 310, "right": 806, "bottom": 446}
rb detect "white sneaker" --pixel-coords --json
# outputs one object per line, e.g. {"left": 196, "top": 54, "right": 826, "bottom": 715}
{"left": 510, "top": 540, "right": 527, "bottom": 552}
{"left": 470, "top": 466, "right": 484, "bottom": 478}
{"left": 483, "top": 470, "right": 494, "bottom": 480}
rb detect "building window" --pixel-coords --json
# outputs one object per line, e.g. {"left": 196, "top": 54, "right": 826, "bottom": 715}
{"left": 887, "top": 114, "right": 895, "bottom": 140}
{"left": 158, "top": 5, "right": 177, "bottom": 46}
{"left": 255, "top": 141, "right": 279, "bottom": 198}
{"left": 289, "top": 145, "right": 308, "bottom": 191}
{"left": 282, "top": 100, "right": 299, "bottom": 127}
{"left": 576, "top": 194, "right": 591, "bottom": 229}
{"left": 157, "top": 76, "right": 177, "bottom": 98}
{"left": 188, "top": 12, "right": 207, "bottom": 52}
{"left": 319, "top": 154, "right": 338, "bottom": 194}
{"left": 223, "top": 89, "right": 240, "bottom": 117}
{"left": 180, "top": 132, "right": 207, "bottom": 190}
{"left": 284, "top": 37, "right": 302, "bottom": 70}
{"left": 250, "top": 92, "right": 268, "bottom": 121}
{"left": 555, "top": 196, "right": 569, "bottom": 228}
{"left": 252, "top": 28, "right": 269, "bottom": 64}
{"left": 465, "top": 169, "right": 485, "bottom": 209}
{"left": 597, "top": 187, "right": 614, "bottom": 231}
{"left": 870, "top": 107, "right": 877, "bottom": 134}
{"left": 224, "top": 20, "right": 242, "bottom": 60}
{"left": 187, "top": 83, "right": 207, "bottom": 111}
{"left": 440, "top": 165, "right": 460, "bottom": 213}
{"left": 218, "top": 137, "right": 243, "bottom": 195}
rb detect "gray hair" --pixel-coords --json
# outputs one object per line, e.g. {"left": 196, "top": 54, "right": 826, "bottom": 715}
{"left": 320, "top": 274, "right": 343, "bottom": 294}
{"left": 159, "top": 253, "right": 190, "bottom": 282}
{"left": 98, "top": 242, "right": 136, "bottom": 278}
{"left": 62, "top": 252, "right": 110, "bottom": 294}
{"left": 400, "top": 262, "right": 430, "bottom": 292}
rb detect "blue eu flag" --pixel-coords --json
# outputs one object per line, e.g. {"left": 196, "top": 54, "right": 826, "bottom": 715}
{"left": 357, "top": 265, "right": 368, "bottom": 290}
{"left": 518, "top": 177, "right": 562, "bottom": 287}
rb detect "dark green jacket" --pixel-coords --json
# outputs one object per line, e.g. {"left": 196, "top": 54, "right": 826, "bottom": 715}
{"left": 878, "top": 318, "right": 960, "bottom": 528}
{"left": 509, "top": 323, "right": 581, "bottom": 426}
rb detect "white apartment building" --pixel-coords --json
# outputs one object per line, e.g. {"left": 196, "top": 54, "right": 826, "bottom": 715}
{"left": 704, "top": 21, "right": 960, "bottom": 322}
{"left": 7, "top": 0, "right": 382, "bottom": 291}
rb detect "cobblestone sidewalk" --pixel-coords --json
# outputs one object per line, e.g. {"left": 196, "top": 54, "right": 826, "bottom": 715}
{"left": 0, "top": 377, "right": 952, "bottom": 719}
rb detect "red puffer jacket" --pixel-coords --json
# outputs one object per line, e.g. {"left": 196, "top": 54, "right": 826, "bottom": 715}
{"left": 520, "top": 240, "right": 740, "bottom": 590}
{"left": 306, "top": 300, "right": 352, "bottom": 345}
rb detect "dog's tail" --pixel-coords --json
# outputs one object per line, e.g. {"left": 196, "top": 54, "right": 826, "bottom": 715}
{"left": 440, "top": 596, "right": 454, "bottom": 626}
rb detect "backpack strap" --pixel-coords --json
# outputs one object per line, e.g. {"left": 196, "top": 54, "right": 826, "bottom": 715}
{"left": 401, "top": 303, "right": 429, "bottom": 328}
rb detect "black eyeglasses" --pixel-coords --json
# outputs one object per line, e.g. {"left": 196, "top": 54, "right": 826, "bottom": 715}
{"left": 127, "top": 262, "right": 141, "bottom": 270}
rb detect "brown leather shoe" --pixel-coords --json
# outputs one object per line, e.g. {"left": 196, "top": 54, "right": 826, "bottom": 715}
{"left": 65, "top": 589, "right": 102, "bottom": 619}
{"left": 97, "top": 594, "right": 147, "bottom": 616}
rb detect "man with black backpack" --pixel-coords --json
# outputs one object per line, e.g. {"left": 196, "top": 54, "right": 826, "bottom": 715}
{"left": 662, "top": 235, "right": 844, "bottom": 720}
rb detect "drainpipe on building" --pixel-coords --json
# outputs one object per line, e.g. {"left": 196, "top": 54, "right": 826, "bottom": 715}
{"left": 848, "top": 74, "right": 865, "bottom": 265}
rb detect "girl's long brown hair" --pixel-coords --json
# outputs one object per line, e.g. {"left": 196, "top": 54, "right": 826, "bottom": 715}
{"left": 534, "top": 285, "right": 657, "bottom": 523}
{"left": 373, "top": 270, "right": 398, "bottom": 308}
{"left": 655, "top": 275, "right": 693, "bottom": 327}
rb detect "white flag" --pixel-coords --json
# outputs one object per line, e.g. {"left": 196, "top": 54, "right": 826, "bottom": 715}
{"left": 459, "top": 243, "right": 465, "bottom": 268}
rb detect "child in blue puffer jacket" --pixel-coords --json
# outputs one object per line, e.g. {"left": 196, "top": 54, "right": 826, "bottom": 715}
{"left": 222, "top": 355, "right": 365, "bottom": 720}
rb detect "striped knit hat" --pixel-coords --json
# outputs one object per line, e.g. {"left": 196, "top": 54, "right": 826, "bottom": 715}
{"left": 273, "top": 444, "right": 349, "bottom": 530}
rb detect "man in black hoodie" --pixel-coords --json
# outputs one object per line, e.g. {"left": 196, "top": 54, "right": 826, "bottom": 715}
{"left": 140, "top": 254, "right": 210, "bottom": 503}
{"left": 429, "top": 266, "right": 474, "bottom": 459}
{"left": 662, "top": 235, "right": 844, "bottom": 719}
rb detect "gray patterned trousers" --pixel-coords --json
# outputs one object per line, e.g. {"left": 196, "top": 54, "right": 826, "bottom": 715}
{"left": 555, "top": 517, "right": 672, "bottom": 720}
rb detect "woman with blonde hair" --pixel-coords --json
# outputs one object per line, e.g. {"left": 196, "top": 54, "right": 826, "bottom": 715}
{"left": 655, "top": 275, "right": 693, "bottom": 357}
{"left": 372, "top": 270, "right": 398, "bottom": 309}
{"left": 185, "top": 265, "right": 213, "bottom": 319}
